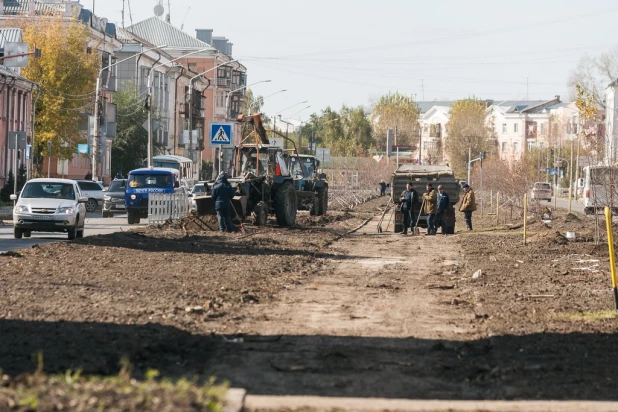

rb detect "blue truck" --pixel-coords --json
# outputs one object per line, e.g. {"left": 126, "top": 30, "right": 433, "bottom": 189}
{"left": 125, "top": 167, "right": 180, "bottom": 224}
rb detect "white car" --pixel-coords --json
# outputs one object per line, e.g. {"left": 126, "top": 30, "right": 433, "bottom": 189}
{"left": 75, "top": 180, "right": 105, "bottom": 212}
{"left": 189, "top": 181, "right": 206, "bottom": 211}
{"left": 11, "top": 178, "right": 87, "bottom": 240}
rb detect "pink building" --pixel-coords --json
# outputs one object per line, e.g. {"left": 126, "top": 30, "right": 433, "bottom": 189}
{"left": 0, "top": 64, "right": 37, "bottom": 189}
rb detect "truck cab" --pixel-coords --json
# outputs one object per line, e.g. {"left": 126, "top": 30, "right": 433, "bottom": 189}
{"left": 125, "top": 167, "right": 181, "bottom": 224}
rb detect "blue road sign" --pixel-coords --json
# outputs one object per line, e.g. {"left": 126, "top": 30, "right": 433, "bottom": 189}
{"left": 209, "top": 122, "right": 233, "bottom": 147}
{"left": 77, "top": 144, "right": 89, "bottom": 154}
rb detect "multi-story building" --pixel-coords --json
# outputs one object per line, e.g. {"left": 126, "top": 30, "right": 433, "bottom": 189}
{"left": 0, "top": 0, "right": 122, "bottom": 183}
{"left": 418, "top": 101, "right": 453, "bottom": 164}
{"left": 126, "top": 18, "right": 247, "bottom": 168}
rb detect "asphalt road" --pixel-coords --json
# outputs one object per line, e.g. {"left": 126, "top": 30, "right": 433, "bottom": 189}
{"left": 0, "top": 211, "right": 147, "bottom": 253}
{"left": 551, "top": 196, "right": 585, "bottom": 214}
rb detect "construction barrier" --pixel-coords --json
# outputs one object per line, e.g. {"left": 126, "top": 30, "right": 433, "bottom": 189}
{"left": 148, "top": 193, "right": 190, "bottom": 225}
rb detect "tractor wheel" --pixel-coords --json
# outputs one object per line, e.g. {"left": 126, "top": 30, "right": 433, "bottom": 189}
{"left": 310, "top": 195, "right": 319, "bottom": 216}
{"left": 274, "top": 182, "right": 297, "bottom": 227}
{"left": 317, "top": 186, "right": 328, "bottom": 215}
{"left": 251, "top": 201, "right": 268, "bottom": 226}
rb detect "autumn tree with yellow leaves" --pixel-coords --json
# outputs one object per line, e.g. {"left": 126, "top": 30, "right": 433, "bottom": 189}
{"left": 16, "top": 16, "right": 99, "bottom": 165}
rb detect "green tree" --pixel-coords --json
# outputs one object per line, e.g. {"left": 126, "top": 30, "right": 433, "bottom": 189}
{"left": 16, "top": 163, "right": 27, "bottom": 192}
{"left": 445, "top": 98, "right": 493, "bottom": 178}
{"left": 370, "top": 92, "right": 420, "bottom": 147}
{"left": 18, "top": 15, "right": 100, "bottom": 165}
{"left": 111, "top": 86, "right": 163, "bottom": 175}
{"left": 0, "top": 170, "right": 15, "bottom": 202}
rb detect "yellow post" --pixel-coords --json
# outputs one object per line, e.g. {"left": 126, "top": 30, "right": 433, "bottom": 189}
{"left": 496, "top": 192, "right": 500, "bottom": 226}
{"left": 604, "top": 207, "right": 618, "bottom": 310}
{"left": 523, "top": 193, "right": 527, "bottom": 245}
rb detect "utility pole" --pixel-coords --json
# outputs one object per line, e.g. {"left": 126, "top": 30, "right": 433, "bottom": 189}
{"left": 467, "top": 147, "right": 471, "bottom": 185}
{"left": 121, "top": 0, "right": 125, "bottom": 28}
{"left": 92, "top": 77, "right": 101, "bottom": 179}
{"left": 569, "top": 138, "right": 574, "bottom": 213}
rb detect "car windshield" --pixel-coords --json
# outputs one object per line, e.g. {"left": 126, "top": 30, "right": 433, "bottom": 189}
{"left": 108, "top": 180, "right": 126, "bottom": 192}
{"left": 128, "top": 174, "right": 172, "bottom": 189}
{"left": 535, "top": 183, "right": 551, "bottom": 190}
{"left": 192, "top": 184, "right": 205, "bottom": 195}
{"left": 22, "top": 182, "right": 75, "bottom": 200}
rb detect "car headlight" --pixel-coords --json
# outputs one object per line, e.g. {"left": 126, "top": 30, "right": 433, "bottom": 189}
{"left": 14, "top": 205, "right": 28, "bottom": 213}
{"left": 104, "top": 195, "right": 111, "bottom": 200}
{"left": 57, "top": 207, "right": 75, "bottom": 215}
{"left": 130, "top": 194, "right": 136, "bottom": 200}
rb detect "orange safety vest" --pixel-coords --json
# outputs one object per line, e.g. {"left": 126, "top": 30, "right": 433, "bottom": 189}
{"left": 275, "top": 163, "right": 282, "bottom": 176}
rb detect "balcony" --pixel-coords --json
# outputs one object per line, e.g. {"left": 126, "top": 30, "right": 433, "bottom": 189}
{"left": 217, "top": 78, "right": 231, "bottom": 88}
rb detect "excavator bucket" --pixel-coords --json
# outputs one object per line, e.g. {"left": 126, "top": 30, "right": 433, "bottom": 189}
{"left": 237, "top": 113, "right": 269, "bottom": 145}
{"left": 194, "top": 195, "right": 217, "bottom": 216}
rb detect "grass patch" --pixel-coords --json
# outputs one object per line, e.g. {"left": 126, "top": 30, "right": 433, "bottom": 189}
{"left": 560, "top": 310, "right": 618, "bottom": 322}
{"left": 0, "top": 356, "right": 228, "bottom": 411}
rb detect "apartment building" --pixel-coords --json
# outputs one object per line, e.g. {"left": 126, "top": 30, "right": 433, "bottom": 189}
{"left": 418, "top": 101, "right": 452, "bottom": 164}
{"left": 126, "top": 18, "right": 247, "bottom": 165}
{"left": 0, "top": 0, "right": 121, "bottom": 183}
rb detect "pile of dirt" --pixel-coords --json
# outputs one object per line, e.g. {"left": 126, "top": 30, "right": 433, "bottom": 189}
{"left": 295, "top": 211, "right": 354, "bottom": 227}
{"left": 529, "top": 230, "right": 569, "bottom": 245}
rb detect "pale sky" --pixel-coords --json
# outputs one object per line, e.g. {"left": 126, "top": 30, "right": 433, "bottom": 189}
{"left": 92, "top": 0, "right": 618, "bottom": 121}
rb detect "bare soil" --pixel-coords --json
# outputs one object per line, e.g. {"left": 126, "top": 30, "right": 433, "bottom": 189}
{"left": 1, "top": 197, "right": 618, "bottom": 407}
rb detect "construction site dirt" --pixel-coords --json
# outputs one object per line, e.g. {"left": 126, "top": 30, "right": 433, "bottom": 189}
{"left": 1, "top": 197, "right": 618, "bottom": 403}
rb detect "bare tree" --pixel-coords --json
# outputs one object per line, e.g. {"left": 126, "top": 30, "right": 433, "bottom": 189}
{"left": 568, "top": 47, "right": 618, "bottom": 108}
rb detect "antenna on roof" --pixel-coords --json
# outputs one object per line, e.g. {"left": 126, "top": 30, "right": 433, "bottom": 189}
{"left": 153, "top": 0, "right": 164, "bottom": 17}
{"left": 180, "top": 6, "right": 191, "bottom": 30}
{"left": 166, "top": 0, "right": 171, "bottom": 23}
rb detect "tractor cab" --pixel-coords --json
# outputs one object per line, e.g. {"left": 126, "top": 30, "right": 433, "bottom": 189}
{"left": 236, "top": 144, "right": 291, "bottom": 179}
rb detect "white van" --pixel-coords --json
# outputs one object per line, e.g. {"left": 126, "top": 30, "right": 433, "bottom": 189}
{"left": 581, "top": 165, "right": 618, "bottom": 214}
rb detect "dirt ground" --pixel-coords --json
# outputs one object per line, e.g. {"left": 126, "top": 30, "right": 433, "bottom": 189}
{"left": 2, "top": 197, "right": 618, "bottom": 406}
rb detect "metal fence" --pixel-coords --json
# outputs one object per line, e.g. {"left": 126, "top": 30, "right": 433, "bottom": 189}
{"left": 148, "top": 193, "right": 191, "bottom": 225}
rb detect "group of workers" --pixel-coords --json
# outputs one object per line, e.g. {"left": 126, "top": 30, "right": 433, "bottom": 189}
{"left": 398, "top": 181, "right": 476, "bottom": 235}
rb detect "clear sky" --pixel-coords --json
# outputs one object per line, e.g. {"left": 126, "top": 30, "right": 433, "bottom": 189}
{"left": 92, "top": 0, "right": 618, "bottom": 120}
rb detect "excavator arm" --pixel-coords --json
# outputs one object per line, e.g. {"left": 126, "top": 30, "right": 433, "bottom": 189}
{"left": 237, "top": 113, "right": 269, "bottom": 145}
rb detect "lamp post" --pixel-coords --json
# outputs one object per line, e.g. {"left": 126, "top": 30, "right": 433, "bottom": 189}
{"left": 225, "top": 80, "right": 271, "bottom": 120}
{"left": 273, "top": 100, "right": 308, "bottom": 133}
{"left": 188, "top": 59, "right": 240, "bottom": 169}
{"left": 146, "top": 47, "right": 213, "bottom": 168}
{"left": 249, "top": 89, "right": 286, "bottom": 115}
{"left": 92, "top": 44, "right": 167, "bottom": 179}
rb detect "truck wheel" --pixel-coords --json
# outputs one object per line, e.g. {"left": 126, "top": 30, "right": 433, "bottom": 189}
{"left": 274, "top": 182, "right": 297, "bottom": 227}
{"left": 310, "top": 195, "right": 319, "bottom": 216}
{"left": 317, "top": 186, "right": 328, "bottom": 215}
{"left": 127, "top": 212, "right": 135, "bottom": 225}
{"left": 252, "top": 201, "right": 267, "bottom": 226}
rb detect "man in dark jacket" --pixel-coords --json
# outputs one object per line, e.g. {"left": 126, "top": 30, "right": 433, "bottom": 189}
{"left": 211, "top": 173, "right": 235, "bottom": 233}
{"left": 399, "top": 182, "right": 416, "bottom": 235}
{"left": 436, "top": 185, "right": 450, "bottom": 235}
{"left": 379, "top": 180, "right": 387, "bottom": 196}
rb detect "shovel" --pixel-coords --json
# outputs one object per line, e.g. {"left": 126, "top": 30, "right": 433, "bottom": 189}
{"left": 230, "top": 201, "right": 249, "bottom": 234}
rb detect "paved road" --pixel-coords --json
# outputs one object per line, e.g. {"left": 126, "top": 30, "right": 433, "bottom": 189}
{"left": 0, "top": 212, "right": 147, "bottom": 252}
{"left": 551, "top": 196, "right": 585, "bottom": 214}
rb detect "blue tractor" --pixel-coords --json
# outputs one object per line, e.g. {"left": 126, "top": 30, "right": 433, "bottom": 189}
{"left": 290, "top": 155, "right": 328, "bottom": 216}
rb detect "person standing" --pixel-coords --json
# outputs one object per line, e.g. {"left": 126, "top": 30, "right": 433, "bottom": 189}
{"left": 211, "top": 172, "right": 235, "bottom": 233}
{"left": 84, "top": 171, "right": 92, "bottom": 181}
{"left": 436, "top": 185, "right": 450, "bottom": 235}
{"left": 399, "top": 182, "right": 416, "bottom": 235}
{"left": 459, "top": 183, "right": 477, "bottom": 230}
{"left": 423, "top": 183, "right": 438, "bottom": 235}
{"left": 379, "top": 180, "right": 387, "bottom": 197}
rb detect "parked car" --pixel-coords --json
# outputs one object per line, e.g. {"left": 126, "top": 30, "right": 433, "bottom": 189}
{"left": 75, "top": 180, "right": 105, "bottom": 212}
{"left": 531, "top": 182, "right": 552, "bottom": 202}
{"left": 188, "top": 181, "right": 207, "bottom": 211}
{"left": 10, "top": 178, "right": 87, "bottom": 239}
{"left": 102, "top": 179, "right": 127, "bottom": 218}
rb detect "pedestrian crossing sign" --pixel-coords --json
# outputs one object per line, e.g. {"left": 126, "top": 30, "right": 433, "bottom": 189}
{"left": 209, "top": 122, "right": 233, "bottom": 147}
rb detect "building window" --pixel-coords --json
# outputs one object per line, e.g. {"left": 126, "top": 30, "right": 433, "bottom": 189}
{"left": 539, "top": 142, "right": 544, "bottom": 149}
{"left": 540, "top": 122, "right": 545, "bottom": 134}
{"left": 502, "top": 123, "right": 507, "bottom": 133}
{"left": 527, "top": 141, "right": 535, "bottom": 151}
{"left": 514, "top": 123, "right": 519, "bottom": 133}
{"left": 513, "top": 141, "right": 519, "bottom": 152}
{"left": 501, "top": 142, "right": 507, "bottom": 152}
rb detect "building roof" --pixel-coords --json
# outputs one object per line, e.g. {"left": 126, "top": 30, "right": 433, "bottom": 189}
{"left": 416, "top": 101, "right": 453, "bottom": 114}
{"left": 2, "top": 0, "right": 60, "bottom": 15}
{"left": 127, "top": 17, "right": 217, "bottom": 51}
{"left": 0, "top": 64, "right": 39, "bottom": 89}
{"left": 490, "top": 98, "right": 561, "bottom": 114}
{"left": 0, "top": 28, "right": 22, "bottom": 48}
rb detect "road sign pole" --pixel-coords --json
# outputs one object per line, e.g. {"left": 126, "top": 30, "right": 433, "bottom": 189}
{"left": 13, "top": 133, "right": 18, "bottom": 198}
{"left": 92, "top": 76, "right": 101, "bottom": 179}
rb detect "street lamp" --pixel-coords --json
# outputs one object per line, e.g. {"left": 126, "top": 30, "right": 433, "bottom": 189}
{"left": 225, "top": 80, "right": 271, "bottom": 120}
{"left": 273, "top": 100, "right": 308, "bottom": 133}
{"left": 278, "top": 116, "right": 294, "bottom": 141}
{"left": 92, "top": 44, "right": 167, "bottom": 179}
{"left": 287, "top": 105, "right": 311, "bottom": 120}
{"left": 187, "top": 59, "right": 241, "bottom": 150}
{"left": 146, "top": 47, "right": 213, "bottom": 167}
{"left": 249, "top": 89, "right": 286, "bottom": 115}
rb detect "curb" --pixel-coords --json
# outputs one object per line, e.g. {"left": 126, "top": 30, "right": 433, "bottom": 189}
{"left": 223, "top": 388, "right": 247, "bottom": 412}
{"left": 242, "top": 395, "right": 618, "bottom": 412}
